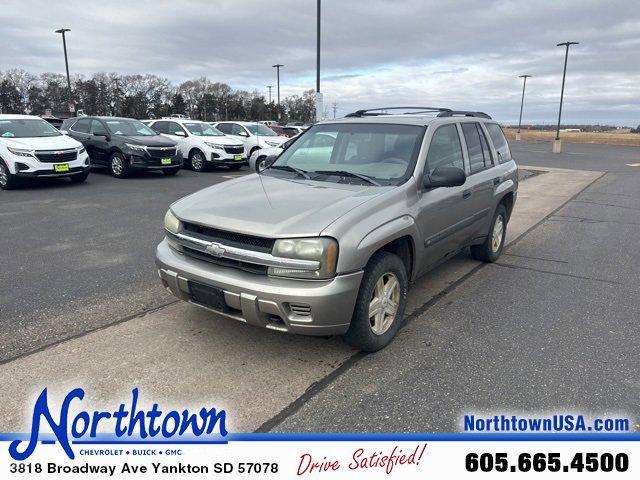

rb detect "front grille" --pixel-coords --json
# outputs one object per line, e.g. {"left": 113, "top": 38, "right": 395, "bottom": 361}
{"left": 35, "top": 149, "right": 77, "bottom": 163}
{"left": 224, "top": 145, "right": 244, "bottom": 155}
{"left": 183, "top": 222, "right": 274, "bottom": 253}
{"left": 147, "top": 147, "right": 177, "bottom": 158}
{"left": 183, "top": 246, "right": 268, "bottom": 275}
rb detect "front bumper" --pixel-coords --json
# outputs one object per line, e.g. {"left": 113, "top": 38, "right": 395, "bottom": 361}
{"left": 156, "top": 239, "right": 362, "bottom": 335}
{"left": 127, "top": 153, "right": 183, "bottom": 170}
{"left": 13, "top": 152, "right": 90, "bottom": 177}
{"left": 209, "top": 150, "right": 247, "bottom": 166}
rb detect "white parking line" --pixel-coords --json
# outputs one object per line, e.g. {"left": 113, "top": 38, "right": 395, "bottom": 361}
{"left": 626, "top": 163, "right": 640, "bottom": 167}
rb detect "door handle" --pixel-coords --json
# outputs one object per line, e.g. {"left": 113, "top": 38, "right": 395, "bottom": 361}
{"left": 493, "top": 177, "right": 501, "bottom": 186}
{"left": 462, "top": 189, "right": 472, "bottom": 199}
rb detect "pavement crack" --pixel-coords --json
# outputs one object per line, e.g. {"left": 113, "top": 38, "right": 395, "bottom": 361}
{"left": 571, "top": 199, "right": 640, "bottom": 212}
{"left": 493, "top": 262, "right": 623, "bottom": 286}
{"left": 502, "top": 253, "right": 569, "bottom": 264}
{"left": 551, "top": 214, "right": 640, "bottom": 227}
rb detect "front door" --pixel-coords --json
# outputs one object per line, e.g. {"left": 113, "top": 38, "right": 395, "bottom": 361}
{"left": 415, "top": 123, "right": 473, "bottom": 272}
{"left": 89, "top": 119, "right": 110, "bottom": 164}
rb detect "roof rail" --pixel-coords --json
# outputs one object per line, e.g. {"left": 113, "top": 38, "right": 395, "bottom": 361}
{"left": 436, "top": 110, "right": 492, "bottom": 119}
{"left": 345, "top": 106, "right": 452, "bottom": 117}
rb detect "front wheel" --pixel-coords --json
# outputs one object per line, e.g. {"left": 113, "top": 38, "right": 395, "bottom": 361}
{"left": 0, "top": 161, "right": 19, "bottom": 190}
{"left": 343, "top": 251, "right": 408, "bottom": 352}
{"left": 189, "top": 150, "right": 207, "bottom": 172}
{"left": 470, "top": 204, "right": 507, "bottom": 262}
{"left": 109, "top": 152, "right": 129, "bottom": 178}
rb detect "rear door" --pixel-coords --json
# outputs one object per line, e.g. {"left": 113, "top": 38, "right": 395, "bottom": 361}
{"left": 68, "top": 118, "right": 93, "bottom": 157}
{"left": 416, "top": 123, "right": 473, "bottom": 270}
{"left": 459, "top": 122, "right": 497, "bottom": 243}
{"left": 89, "top": 119, "right": 110, "bottom": 164}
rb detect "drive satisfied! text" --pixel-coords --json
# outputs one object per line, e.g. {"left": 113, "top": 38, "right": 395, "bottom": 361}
{"left": 12, "top": 462, "right": 209, "bottom": 476}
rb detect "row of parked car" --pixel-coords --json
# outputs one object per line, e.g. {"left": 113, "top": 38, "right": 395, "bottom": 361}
{"left": 0, "top": 114, "right": 293, "bottom": 188}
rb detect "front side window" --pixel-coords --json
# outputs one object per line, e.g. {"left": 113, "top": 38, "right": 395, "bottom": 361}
{"left": 425, "top": 124, "right": 464, "bottom": 174}
{"left": 166, "top": 122, "right": 185, "bottom": 135}
{"left": 151, "top": 121, "right": 167, "bottom": 134}
{"left": 245, "top": 123, "right": 278, "bottom": 136}
{"left": 215, "top": 123, "right": 231, "bottom": 134}
{"left": 268, "top": 123, "right": 424, "bottom": 185}
{"left": 183, "top": 122, "right": 223, "bottom": 136}
{"left": 105, "top": 119, "right": 157, "bottom": 136}
{"left": 71, "top": 118, "right": 91, "bottom": 133}
{"left": 90, "top": 120, "right": 107, "bottom": 135}
{"left": 485, "top": 123, "right": 512, "bottom": 163}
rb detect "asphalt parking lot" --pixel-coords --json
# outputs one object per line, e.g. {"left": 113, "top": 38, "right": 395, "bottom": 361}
{"left": 0, "top": 140, "right": 638, "bottom": 432}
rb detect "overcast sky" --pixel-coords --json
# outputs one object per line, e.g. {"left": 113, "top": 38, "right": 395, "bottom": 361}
{"left": 2, "top": 0, "right": 639, "bottom": 125}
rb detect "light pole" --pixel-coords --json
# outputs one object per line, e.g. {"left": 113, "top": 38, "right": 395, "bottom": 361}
{"left": 267, "top": 85, "right": 273, "bottom": 104}
{"left": 553, "top": 41, "right": 579, "bottom": 153}
{"left": 315, "top": 0, "right": 323, "bottom": 122}
{"left": 516, "top": 74, "right": 531, "bottom": 141}
{"left": 55, "top": 28, "right": 73, "bottom": 113}
{"left": 272, "top": 64, "right": 283, "bottom": 119}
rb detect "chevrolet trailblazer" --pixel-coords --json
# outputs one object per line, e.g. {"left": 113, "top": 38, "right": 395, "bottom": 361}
{"left": 156, "top": 107, "right": 518, "bottom": 351}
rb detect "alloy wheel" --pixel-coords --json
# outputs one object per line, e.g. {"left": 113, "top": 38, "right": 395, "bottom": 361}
{"left": 111, "top": 156, "right": 124, "bottom": 176}
{"left": 191, "top": 153, "right": 204, "bottom": 171}
{"left": 0, "top": 164, "right": 7, "bottom": 187}
{"left": 492, "top": 214, "right": 504, "bottom": 253}
{"left": 368, "top": 272, "right": 401, "bottom": 335}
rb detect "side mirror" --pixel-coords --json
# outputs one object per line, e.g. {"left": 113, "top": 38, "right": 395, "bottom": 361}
{"left": 423, "top": 166, "right": 466, "bottom": 189}
{"left": 93, "top": 132, "right": 105, "bottom": 137}
{"left": 174, "top": 131, "right": 187, "bottom": 137}
{"left": 237, "top": 131, "right": 249, "bottom": 137}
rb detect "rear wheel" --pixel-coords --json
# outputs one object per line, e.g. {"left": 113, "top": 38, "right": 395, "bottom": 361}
{"left": 0, "top": 161, "right": 19, "bottom": 190}
{"left": 189, "top": 149, "right": 206, "bottom": 172}
{"left": 343, "top": 251, "right": 408, "bottom": 352}
{"left": 470, "top": 204, "right": 507, "bottom": 262}
{"left": 109, "top": 152, "right": 129, "bottom": 178}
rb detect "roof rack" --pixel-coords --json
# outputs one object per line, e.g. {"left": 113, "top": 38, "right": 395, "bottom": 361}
{"left": 345, "top": 106, "right": 452, "bottom": 117}
{"left": 436, "top": 110, "right": 492, "bottom": 119}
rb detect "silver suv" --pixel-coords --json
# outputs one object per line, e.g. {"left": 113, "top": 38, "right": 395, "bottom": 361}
{"left": 156, "top": 107, "right": 518, "bottom": 351}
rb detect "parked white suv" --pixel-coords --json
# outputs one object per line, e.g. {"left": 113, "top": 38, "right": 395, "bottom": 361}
{"left": 148, "top": 119, "right": 246, "bottom": 171}
{"left": 0, "top": 114, "right": 90, "bottom": 189}
{"left": 212, "top": 121, "right": 287, "bottom": 160}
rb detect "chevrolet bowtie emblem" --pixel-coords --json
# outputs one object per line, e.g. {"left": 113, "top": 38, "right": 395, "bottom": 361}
{"left": 206, "top": 243, "right": 226, "bottom": 257}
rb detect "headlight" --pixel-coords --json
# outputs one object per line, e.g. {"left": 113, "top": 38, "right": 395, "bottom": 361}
{"left": 77, "top": 146, "right": 86, "bottom": 154}
{"left": 204, "top": 142, "right": 225, "bottom": 149}
{"left": 7, "top": 147, "right": 34, "bottom": 158}
{"left": 124, "top": 143, "right": 147, "bottom": 153}
{"left": 164, "top": 209, "right": 182, "bottom": 234}
{"left": 269, "top": 237, "right": 338, "bottom": 279}
{"left": 264, "top": 140, "right": 280, "bottom": 147}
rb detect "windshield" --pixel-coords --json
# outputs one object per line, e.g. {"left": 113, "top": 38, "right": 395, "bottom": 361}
{"left": 184, "top": 122, "right": 223, "bottom": 136}
{"left": 105, "top": 119, "right": 157, "bottom": 136}
{"left": 245, "top": 123, "right": 278, "bottom": 136}
{"left": 267, "top": 123, "right": 424, "bottom": 185}
{"left": 0, "top": 119, "right": 61, "bottom": 138}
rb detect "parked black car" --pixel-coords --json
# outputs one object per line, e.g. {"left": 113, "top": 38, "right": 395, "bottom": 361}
{"left": 61, "top": 116, "right": 182, "bottom": 178}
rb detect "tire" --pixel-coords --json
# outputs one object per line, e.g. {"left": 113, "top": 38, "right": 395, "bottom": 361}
{"left": 228, "top": 164, "right": 242, "bottom": 171}
{"left": 189, "top": 149, "right": 207, "bottom": 172}
{"left": 249, "top": 147, "right": 260, "bottom": 160}
{"left": 470, "top": 204, "right": 507, "bottom": 263}
{"left": 162, "top": 168, "right": 179, "bottom": 176}
{"left": 343, "top": 251, "right": 408, "bottom": 352}
{"left": 0, "top": 160, "right": 19, "bottom": 190}
{"left": 70, "top": 170, "right": 89, "bottom": 183}
{"left": 109, "top": 152, "right": 129, "bottom": 178}
{"left": 255, "top": 156, "right": 267, "bottom": 172}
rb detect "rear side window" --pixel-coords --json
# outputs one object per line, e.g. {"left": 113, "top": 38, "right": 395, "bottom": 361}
{"left": 461, "top": 123, "right": 492, "bottom": 173}
{"left": 425, "top": 124, "right": 464, "bottom": 174}
{"left": 72, "top": 118, "right": 91, "bottom": 133}
{"left": 485, "top": 123, "right": 511, "bottom": 163}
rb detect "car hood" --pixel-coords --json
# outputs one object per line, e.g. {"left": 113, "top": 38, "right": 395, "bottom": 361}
{"left": 117, "top": 135, "right": 176, "bottom": 147}
{"left": 195, "top": 135, "right": 244, "bottom": 147}
{"left": 2, "top": 135, "right": 81, "bottom": 150}
{"left": 171, "top": 173, "right": 391, "bottom": 237}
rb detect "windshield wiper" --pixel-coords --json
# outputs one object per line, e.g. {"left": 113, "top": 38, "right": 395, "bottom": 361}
{"left": 267, "top": 165, "right": 310, "bottom": 179}
{"left": 312, "top": 170, "right": 381, "bottom": 186}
